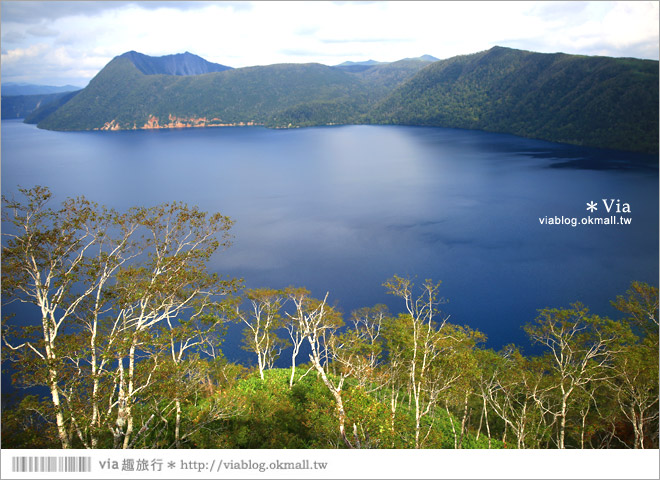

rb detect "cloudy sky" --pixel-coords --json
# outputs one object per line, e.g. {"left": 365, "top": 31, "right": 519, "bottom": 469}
{"left": 1, "top": 1, "right": 658, "bottom": 87}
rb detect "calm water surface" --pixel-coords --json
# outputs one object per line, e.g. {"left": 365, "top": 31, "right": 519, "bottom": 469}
{"left": 2, "top": 120, "right": 658, "bottom": 359}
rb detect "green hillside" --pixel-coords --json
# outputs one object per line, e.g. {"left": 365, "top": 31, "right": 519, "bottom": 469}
{"left": 23, "top": 90, "right": 81, "bottom": 124}
{"left": 1, "top": 91, "right": 78, "bottom": 119}
{"left": 271, "top": 59, "right": 434, "bottom": 127}
{"left": 205, "top": 368, "right": 496, "bottom": 449}
{"left": 341, "top": 58, "right": 437, "bottom": 94}
{"left": 35, "top": 47, "right": 659, "bottom": 153}
{"left": 37, "top": 53, "right": 435, "bottom": 131}
{"left": 369, "top": 46, "right": 659, "bottom": 153}
{"left": 37, "top": 57, "right": 373, "bottom": 130}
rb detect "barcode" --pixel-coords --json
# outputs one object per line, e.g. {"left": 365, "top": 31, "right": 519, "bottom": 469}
{"left": 11, "top": 456, "right": 92, "bottom": 473}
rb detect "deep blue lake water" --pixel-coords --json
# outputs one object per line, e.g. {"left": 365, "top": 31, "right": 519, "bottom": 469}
{"left": 1, "top": 120, "right": 658, "bottom": 368}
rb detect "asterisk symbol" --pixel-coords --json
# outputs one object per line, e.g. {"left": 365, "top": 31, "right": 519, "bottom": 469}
{"left": 586, "top": 201, "right": 598, "bottom": 212}
{"left": 168, "top": 461, "right": 176, "bottom": 469}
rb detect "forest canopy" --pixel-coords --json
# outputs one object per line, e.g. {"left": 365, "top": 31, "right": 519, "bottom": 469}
{"left": 31, "top": 47, "right": 659, "bottom": 154}
{"left": 1, "top": 187, "right": 658, "bottom": 449}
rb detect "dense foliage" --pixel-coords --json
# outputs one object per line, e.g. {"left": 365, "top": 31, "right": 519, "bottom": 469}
{"left": 23, "top": 90, "right": 81, "bottom": 124}
{"left": 1, "top": 91, "right": 79, "bottom": 120}
{"left": 31, "top": 46, "right": 658, "bottom": 153}
{"left": 2, "top": 188, "right": 658, "bottom": 449}
{"left": 36, "top": 58, "right": 377, "bottom": 131}
{"left": 369, "top": 46, "right": 659, "bottom": 153}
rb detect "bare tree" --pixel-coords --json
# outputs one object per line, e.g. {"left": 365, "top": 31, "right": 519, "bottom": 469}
{"left": 284, "top": 287, "right": 314, "bottom": 388}
{"left": 106, "top": 202, "right": 237, "bottom": 448}
{"left": 439, "top": 324, "right": 486, "bottom": 449}
{"left": 233, "top": 288, "right": 288, "bottom": 380}
{"left": 331, "top": 305, "right": 388, "bottom": 390}
{"left": 2, "top": 187, "right": 138, "bottom": 448}
{"left": 610, "top": 343, "right": 659, "bottom": 449}
{"left": 611, "top": 281, "right": 659, "bottom": 333}
{"left": 480, "top": 346, "right": 555, "bottom": 448}
{"left": 610, "top": 282, "right": 659, "bottom": 449}
{"left": 524, "top": 304, "right": 624, "bottom": 449}
{"left": 383, "top": 276, "right": 460, "bottom": 448}
{"left": 287, "top": 290, "right": 358, "bottom": 447}
{"left": 2, "top": 187, "right": 239, "bottom": 449}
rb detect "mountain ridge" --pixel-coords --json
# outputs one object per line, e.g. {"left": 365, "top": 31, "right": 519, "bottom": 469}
{"left": 1, "top": 83, "right": 82, "bottom": 96}
{"left": 1, "top": 91, "right": 82, "bottom": 119}
{"left": 336, "top": 59, "right": 384, "bottom": 67}
{"left": 368, "top": 46, "right": 658, "bottom": 153}
{"left": 118, "top": 50, "right": 232, "bottom": 76}
{"left": 36, "top": 55, "right": 375, "bottom": 130}
{"left": 32, "top": 47, "right": 659, "bottom": 153}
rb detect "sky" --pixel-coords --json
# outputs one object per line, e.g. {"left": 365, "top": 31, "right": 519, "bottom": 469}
{"left": 1, "top": 0, "right": 658, "bottom": 87}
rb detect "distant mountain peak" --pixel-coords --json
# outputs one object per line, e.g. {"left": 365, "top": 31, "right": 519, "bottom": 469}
{"left": 400, "top": 54, "right": 439, "bottom": 62}
{"left": 336, "top": 55, "right": 439, "bottom": 68}
{"left": 336, "top": 59, "right": 386, "bottom": 67}
{"left": 1, "top": 83, "right": 82, "bottom": 96}
{"left": 119, "top": 51, "right": 232, "bottom": 76}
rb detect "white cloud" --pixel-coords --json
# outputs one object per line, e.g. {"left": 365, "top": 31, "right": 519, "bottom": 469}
{"left": 1, "top": 1, "right": 657, "bottom": 86}
{"left": 2, "top": 43, "right": 50, "bottom": 63}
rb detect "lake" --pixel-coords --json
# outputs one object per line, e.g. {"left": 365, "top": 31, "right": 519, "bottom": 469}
{"left": 1, "top": 120, "right": 658, "bottom": 361}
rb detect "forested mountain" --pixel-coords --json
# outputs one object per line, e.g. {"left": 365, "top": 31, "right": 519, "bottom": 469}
{"left": 336, "top": 59, "right": 385, "bottom": 67}
{"left": 36, "top": 56, "right": 375, "bottom": 130}
{"left": 34, "top": 50, "right": 436, "bottom": 131}
{"left": 335, "top": 55, "right": 438, "bottom": 69}
{"left": 350, "top": 58, "right": 442, "bottom": 93}
{"left": 369, "top": 46, "right": 659, "bottom": 153}
{"left": 119, "top": 50, "right": 232, "bottom": 76}
{"left": 273, "top": 58, "right": 437, "bottom": 127}
{"left": 32, "top": 47, "right": 659, "bottom": 153}
{"left": 22, "top": 90, "right": 81, "bottom": 123}
{"left": 1, "top": 90, "right": 80, "bottom": 119}
{"left": 1, "top": 82, "right": 81, "bottom": 96}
